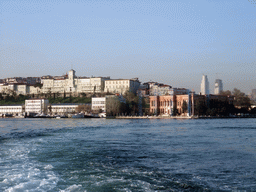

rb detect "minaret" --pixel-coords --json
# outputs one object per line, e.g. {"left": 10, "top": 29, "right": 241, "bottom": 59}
{"left": 200, "top": 75, "right": 209, "bottom": 95}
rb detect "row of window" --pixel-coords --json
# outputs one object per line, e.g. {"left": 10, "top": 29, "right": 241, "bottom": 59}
{"left": 177, "top": 100, "right": 188, "bottom": 106}
{"left": 92, "top": 101, "right": 105, "bottom": 104}
{"left": 160, "top": 100, "right": 173, "bottom": 107}
{"left": 105, "top": 85, "right": 129, "bottom": 89}
{"left": 0, "top": 109, "right": 22, "bottom": 112}
{"left": 160, "top": 109, "right": 170, "bottom": 114}
{"left": 106, "top": 81, "right": 129, "bottom": 84}
{"left": 52, "top": 107, "right": 76, "bottom": 110}
{"left": 92, "top": 106, "right": 105, "bottom": 109}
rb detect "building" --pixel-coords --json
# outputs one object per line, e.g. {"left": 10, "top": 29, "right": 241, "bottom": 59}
{"left": 25, "top": 99, "right": 49, "bottom": 114}
{"left": 104, "top": 78, "right": 140, "bottom": 95}
{"left": 200, "top": 75, "right": 209, "bottom": 95}
{"left": 91, "top": 95, "right": 126, "bottom": 113}
{"left": 250, "top": 89, "right": 256, "bottom": 102}
{"left": 0, "top": 104, "right": 24, "bottom": 116}
{"left": 41, "top": 69, "right": 110, "bottom": 95}
{"left": 49, "top": 103, "right": 90, "bottom": 115}
{"left": 91, "top": 97, "right": 107, "bottom": 112}
{"left": 149, "top": 91, "right": 235, "bottom": 116}
{"left": 149, "top": 84, "right": 172, "bottom": 96}
{"left": 214, "top": 79, "right": 223, "bottom": 95}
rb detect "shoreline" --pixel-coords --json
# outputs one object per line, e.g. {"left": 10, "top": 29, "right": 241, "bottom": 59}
{"left": 1, "top": 115, "right": 255, "bottom": 119}
{"left": 115, "top": 115, "right": 256, "bottom": 119}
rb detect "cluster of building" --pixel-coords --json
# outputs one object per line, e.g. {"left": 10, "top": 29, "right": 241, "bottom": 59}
{"left": 200, "top": 75, "right": 223, "bottom": 95}
{"left": 0, "top": 69, "right": 140, "bottom": 96}
{"left": 148, "top": 75, "right": 232, "bottom": 116}
{"left": 0, "top": 70, "right": 246, "bottom": 117}
{"left": 0, "top": 97, "right": 121, "bottom": 117}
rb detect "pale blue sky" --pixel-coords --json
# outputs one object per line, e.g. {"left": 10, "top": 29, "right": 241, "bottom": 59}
{"left": 1, "top": 0, "right": 255, "bottom": 94}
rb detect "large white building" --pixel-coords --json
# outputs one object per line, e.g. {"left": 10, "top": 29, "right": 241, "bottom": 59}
{"left": 91, "top": 97, "right": 107, "bottom": 112}
{"left": 1, "top": 70, "right": 141, "bottom": 96}
{"left": 104, "top": 78, "right": 140, "bottom": 95}
{"left": 41, "top": 69, "right": 110, "bottom": 95}
{"left": 214, "top": 79, "right": 223, "bottom": 95}
{"left": 49, "top": 103, "right": 90, "bottom": 115}
{"left": 200, "top": 75, "right": 209, "bottom": 95}
{"left": 91, "top": 95, "right": 126, "bottom": 113}
{"left": 25, "top": 99, "right": 49, "bottom": 114}
{"left": 0, "top": 104, "right": 24, "bottom": 116}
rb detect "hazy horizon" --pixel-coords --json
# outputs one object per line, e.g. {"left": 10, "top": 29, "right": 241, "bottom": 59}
{"left": 1, "top": 0, "right": 255, "bottom": 94}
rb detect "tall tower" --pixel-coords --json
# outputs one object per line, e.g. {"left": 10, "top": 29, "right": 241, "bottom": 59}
{"left": 200, "top": 75, "right": 209, "bottom": 95}
{"left": 214, "top": 79, "right": 223, "bottom": 95}
{"left": 68, "top": 69, "right": 76, "bottom": 88}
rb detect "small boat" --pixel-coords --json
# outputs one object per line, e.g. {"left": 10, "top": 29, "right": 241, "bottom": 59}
{"left": 72, "top": 113, "right": 84, "bottom": 118}
{"left": 55, "top": 115, "right": 68, "bottom": 119}
{"left": 84, "top": 113, "right": 100, "bottom": 118}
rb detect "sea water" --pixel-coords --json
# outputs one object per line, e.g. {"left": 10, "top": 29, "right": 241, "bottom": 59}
{"left": 0, "top": 118, "right": 256, "bottom": 191}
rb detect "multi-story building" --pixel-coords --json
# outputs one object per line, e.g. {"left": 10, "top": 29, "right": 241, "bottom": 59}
{"left": 200, "top": 75, "right": 209, "bottom": 95}
{"left": 92, "top": 97, "right": 107, "bottom": 112}
{"left": 104, "top": 78, "right": 140, "bottom": 95}
{"left": 91, "top": 95, "right": 126, "bottom": 113}
{"left": 49, "top": 103, "right": 90, "bottom": 115}
{"left": 150, "top": 84, "right": 172, "bottom": 96}
{"left": 214, "top": 79, "right": 223, "bottom": 95}
{"left": 25, "top": 99, "right": 49, "bottom": 114}
{"left": 41, "top": 69, "right": 110, "bottom": 95}
{"left": 150, "top": 92, "right": 234, "bottom": 116}
{"left": 149, "top": 87, "right": 190, "bottom": 116}
{"left": 0, "top": 104, "right": 24, "bottom": 116}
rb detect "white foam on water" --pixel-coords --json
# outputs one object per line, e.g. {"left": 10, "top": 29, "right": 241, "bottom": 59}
{"left": 0, "top": 142, "right": 59, "bottom": 192}
{"left": 44, "top": 164, "right": 54, "bottom": 170}
{"left": 60, "top": 184, "right": 83, "bottom": 192}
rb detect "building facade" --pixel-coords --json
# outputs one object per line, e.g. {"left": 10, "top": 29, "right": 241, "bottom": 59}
{"left": 41, "top": 69, "right": 110, "bottom": 95}
{"left": 92, "top": 95, "right": 126, "bottom": 113}
{"left": 0, "top": 105, "right": 24, "bottom": 116}
{"left": 49, "top": 103, "right": 89, "bottom": 115}
{"left": 214, "top": 79, "right": 223, "bottom": 95}
{"left": 25, "top": 99, "right": 49, "bottom": 114}
{"left": 104, "top": 78, "right": 140, "bottom": 95}
{"left": 91, "top": 97, "right": 107, "bottom": 112}
{"left": 200, "top": 75, "right": 209, "bottom": 95}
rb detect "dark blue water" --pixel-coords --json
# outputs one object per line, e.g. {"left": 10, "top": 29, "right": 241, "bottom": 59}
{"left": 0, "top": 118, "right": 256, "bottom": 191}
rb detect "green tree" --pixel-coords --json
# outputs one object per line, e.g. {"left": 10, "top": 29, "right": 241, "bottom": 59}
{"left": 123, "top": 91, "right": 139, "bottom": 115}
{"left": 106, "top": 97, "right": 122, "bottom": 116}
{"left": 172, "top": 105, "right": 178, "bottom": 116}
{"left": 232, "top": 88, "right": 251, "bottom": 109}
{"left": 220, "top": 90, "right": 232, "bottom": 96}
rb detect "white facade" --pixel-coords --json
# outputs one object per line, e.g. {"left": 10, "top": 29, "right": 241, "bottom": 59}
{"left": 150, "top": 85, "right": 189, "bottom": 96}
{"left": 49, "top": 103, "right": 89, "bottom": 115}
{"left": 214, "top": 79, "right": 223, "bottom": 95}
{"left": 92, "top": 95, "right": 126, "bottom": 112}
{"left": 104, "top": 78, "right": 140, "bottom": 95}
{"left": 0, "top": 105, "right": 24, "bottom": 115}
{"left": 25, "top": 99, "right": 49, "bottom": 114}
{"left": 41, "top": 69, "right": 110, "bottom": 94}
{"left": 200, "top": 75, "right": 209, "bottom": 95}
{"left": 92, "top": 97, "right": 106, "bottom": 112}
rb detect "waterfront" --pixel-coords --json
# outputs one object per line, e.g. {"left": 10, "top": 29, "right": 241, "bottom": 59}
{"left": 0, "top": 118, "right": 256, "bottom": 191}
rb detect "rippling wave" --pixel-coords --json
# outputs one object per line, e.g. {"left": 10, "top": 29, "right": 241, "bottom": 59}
{"left": 0, "top": 118, "right": 256, "bottom": 191}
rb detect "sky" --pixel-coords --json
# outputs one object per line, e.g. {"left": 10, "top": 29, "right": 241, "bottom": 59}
{"left": 0, "top": 0, "right": 255, "bottom": 94}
